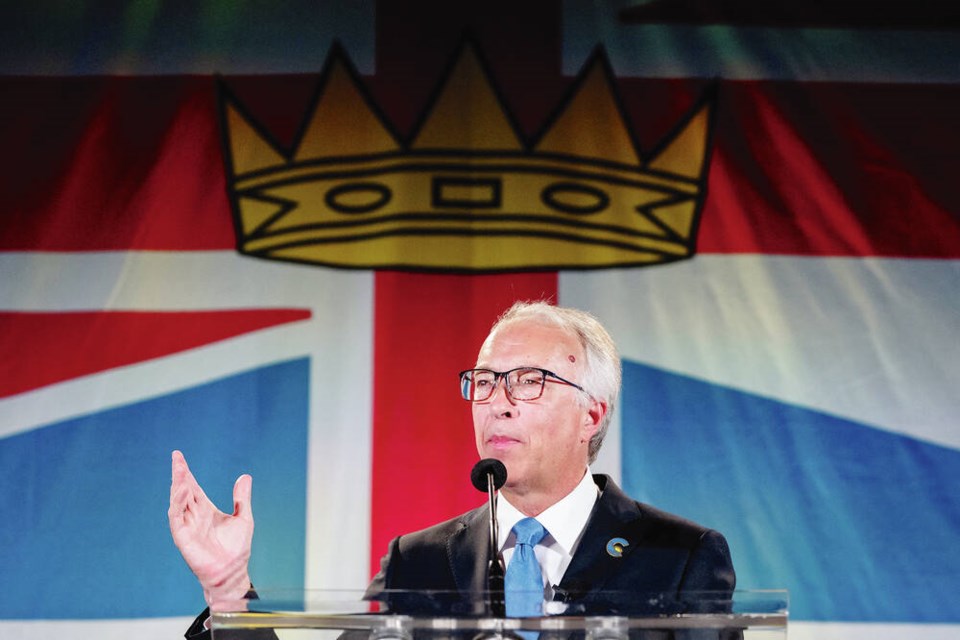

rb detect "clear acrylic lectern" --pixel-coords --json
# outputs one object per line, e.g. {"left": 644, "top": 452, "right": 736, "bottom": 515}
{"left": 210, "top": 589, "right": 787, "bottom": 640}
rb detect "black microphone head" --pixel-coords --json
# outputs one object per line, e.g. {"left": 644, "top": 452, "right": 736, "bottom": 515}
{"left": 471, "top": 458, "right": 507, "bottom": 492}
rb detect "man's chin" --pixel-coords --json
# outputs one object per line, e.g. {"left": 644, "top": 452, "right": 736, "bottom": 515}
{"left": 498, "top": 458, "right": 528, "bottom": 486}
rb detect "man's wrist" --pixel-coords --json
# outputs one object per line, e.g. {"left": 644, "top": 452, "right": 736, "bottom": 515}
{"left": 203, "top": 575, "right": 254, "bottom": 612}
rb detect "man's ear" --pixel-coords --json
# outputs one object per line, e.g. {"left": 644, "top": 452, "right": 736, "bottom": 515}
{"left": 581, "top": 398, "right": 606, "bottom": 442}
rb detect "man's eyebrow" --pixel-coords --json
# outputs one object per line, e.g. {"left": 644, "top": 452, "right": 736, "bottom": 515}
{"left": 477, "top": 364, "right": 544, "bottom": 371}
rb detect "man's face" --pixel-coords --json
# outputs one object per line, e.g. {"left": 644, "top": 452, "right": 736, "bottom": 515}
{"left": 472, "top": 319, "right": 603, "bottom": 500}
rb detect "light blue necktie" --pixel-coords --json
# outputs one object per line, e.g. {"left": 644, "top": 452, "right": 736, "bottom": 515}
{"left": 505, "top": 517, "right": 548, "bottom": 618}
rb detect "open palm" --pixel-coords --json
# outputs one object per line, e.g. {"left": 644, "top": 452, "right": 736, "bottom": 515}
{"left": 169, "top": 450, "right": 254, "bottom": 610}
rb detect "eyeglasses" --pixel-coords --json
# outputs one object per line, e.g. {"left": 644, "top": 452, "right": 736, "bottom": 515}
{"left": 459, "top": 367, "right": 587, "bottom": 402}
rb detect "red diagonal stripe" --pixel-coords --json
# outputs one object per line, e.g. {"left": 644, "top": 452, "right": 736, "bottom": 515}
{"left": 0, "top": 309, "right": 311, "bottom": 398}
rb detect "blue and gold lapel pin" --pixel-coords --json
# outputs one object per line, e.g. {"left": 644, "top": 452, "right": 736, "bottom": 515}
{"left": 606, "top": 537, "right": 629, "bottom": 558}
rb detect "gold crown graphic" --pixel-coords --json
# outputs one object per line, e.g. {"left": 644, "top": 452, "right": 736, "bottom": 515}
{"left": 219, "top": 38, "right": 715, "bottom": 272}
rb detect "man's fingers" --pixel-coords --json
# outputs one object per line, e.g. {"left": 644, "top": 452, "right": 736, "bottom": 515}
{"left": 171, "top": 450, "right": 194, "bottom": 497}
{"left": 171, "top": 450, "right": 215, "bottom": 505}
{"left": 233, "top": 474, "right": 253, "bottom": 521}
{"left": 169, "top": 482, "right": 191, "bottom": 517}
{"left": 170, "top": 451, "right": 192, "bottom": 519}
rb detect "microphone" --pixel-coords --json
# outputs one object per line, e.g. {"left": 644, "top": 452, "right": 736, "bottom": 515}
{"left": 471, "top": 458, "right": 507, "bottom": 492}
{"left": 471, "top": 458, "right": 507, "bottom": 616}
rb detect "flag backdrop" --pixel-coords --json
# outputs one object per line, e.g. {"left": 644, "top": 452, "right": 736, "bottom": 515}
{"left": 2, "top": 1, "right": 959, "bottom": 638}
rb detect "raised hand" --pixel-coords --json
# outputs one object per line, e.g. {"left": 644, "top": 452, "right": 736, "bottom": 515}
{"left": 168, "top": 450, "right": 255, "bottom": 611}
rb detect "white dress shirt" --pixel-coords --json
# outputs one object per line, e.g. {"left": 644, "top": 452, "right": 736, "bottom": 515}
{"left": 497, "top": 469, "right": 599, "bottom": 611}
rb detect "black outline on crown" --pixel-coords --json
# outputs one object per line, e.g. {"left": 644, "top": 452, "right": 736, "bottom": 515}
{"left": 217, "top": 34, "right": 718, "bottom": 273}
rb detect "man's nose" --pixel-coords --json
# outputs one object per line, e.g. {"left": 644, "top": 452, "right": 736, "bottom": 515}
{"left": 488, "top": 377, "right": 517, "bottom": 407}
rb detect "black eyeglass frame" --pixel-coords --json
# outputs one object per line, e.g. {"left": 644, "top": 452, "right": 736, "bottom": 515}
{"left": 458, "top": 367, "right": 588, "bottom": 402}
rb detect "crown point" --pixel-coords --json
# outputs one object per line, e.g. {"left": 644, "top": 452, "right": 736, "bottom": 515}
{"left": 294, "top": 56, "right": 400, "bottom": 162}
{"left": 224, "top": 101, "right": 287, "bottom": 176}
{"left": 647, "top": 101, "right": 713, "bottom": 180}
{"left": 410, "top": 40, "right": 523, "bottom": 151}
{"left": 534, "top": 54, "right": 641, "bottom": 167}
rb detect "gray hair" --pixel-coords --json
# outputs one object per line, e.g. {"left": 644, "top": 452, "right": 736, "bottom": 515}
{"left": 485, "top": 301, "right": 621, "bottom": 464}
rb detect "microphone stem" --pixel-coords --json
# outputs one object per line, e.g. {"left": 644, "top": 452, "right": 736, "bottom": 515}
{"left": 487, "top": 472, "right": 505, "bottom": 616}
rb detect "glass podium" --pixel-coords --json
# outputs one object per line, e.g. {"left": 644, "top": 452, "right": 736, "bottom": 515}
{"left": 210, "top": 590, "right": 787, "bottom": 640}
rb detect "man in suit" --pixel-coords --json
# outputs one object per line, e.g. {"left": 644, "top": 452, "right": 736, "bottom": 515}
{"left": 170, "top": 301, "right": 736, "bottom": 635}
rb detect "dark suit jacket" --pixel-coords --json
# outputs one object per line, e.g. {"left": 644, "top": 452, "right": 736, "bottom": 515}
{"left": 366, "top": 474, "right": 735, "bottom": 616}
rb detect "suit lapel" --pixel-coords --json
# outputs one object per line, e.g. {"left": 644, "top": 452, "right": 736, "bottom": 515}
{"left": 555, "top": 475, "right": 642, "bottom": 600}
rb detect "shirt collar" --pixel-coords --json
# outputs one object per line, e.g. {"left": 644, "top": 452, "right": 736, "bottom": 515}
{"left": 497, "top": 468, "right": 599, "bottom": 555}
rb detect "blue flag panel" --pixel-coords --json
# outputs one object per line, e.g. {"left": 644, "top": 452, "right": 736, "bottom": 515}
{"left": 620, "top": 359, "right": 960, "bottom": 622}
{"left": 0, "top": 358, "right": 309, "bottom": 619}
